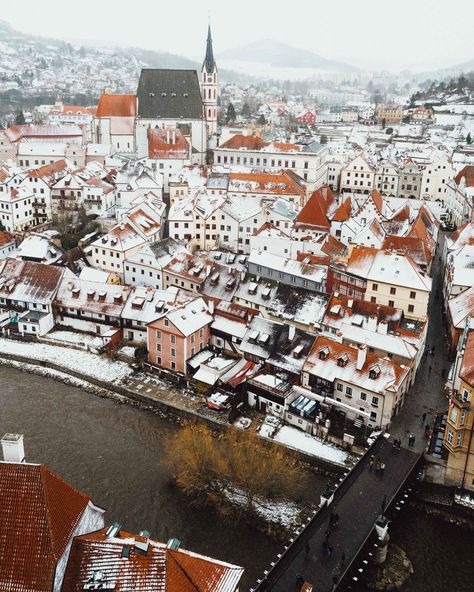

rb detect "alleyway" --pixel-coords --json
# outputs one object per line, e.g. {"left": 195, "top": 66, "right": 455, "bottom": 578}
{"left": 390, "top": 232, "right": 449, "bottom": 452}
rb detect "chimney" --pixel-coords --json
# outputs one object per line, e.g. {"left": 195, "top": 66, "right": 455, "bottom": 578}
{"left": 378, "top": 320, "right": 388, "bottom": 335}
{"left": 166, "top": 129, "right": 171, "bottom": 144}
{"left": 366, "top": 315, "right": 377, "bottom": 332}
{"left": 208, "top": 299, "right": 214, "bottom": 315}
{"left": 288, "top": 325, "right": 296, "bottom": 341}
{"left": 172, "top": 129, "right": 176, "bottom": 144}
{"left": 356, "top": 344, "right": 367, "bottom": 371}
{"left": 1, "top": 433, "right": 25, "bottom": 463}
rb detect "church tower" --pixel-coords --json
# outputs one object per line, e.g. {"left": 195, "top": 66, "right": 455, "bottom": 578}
{"left": 201, "top": 24, "right": 218, "bottom": 138}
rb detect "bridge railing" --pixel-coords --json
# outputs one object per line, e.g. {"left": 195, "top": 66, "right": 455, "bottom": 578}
{"left": 251, "top": 432, "right": 386, "bottom": 591}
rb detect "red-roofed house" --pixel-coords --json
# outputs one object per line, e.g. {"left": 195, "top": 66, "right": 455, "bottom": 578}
{"left": 0, "top": 435, "right": 105, "bottom": 592}
{"left": 0, "top": 229, "right": 15, "bottom": 258}
{"left": 93, "top": 94, "right": 137, "bottom": 153}
{"left": 302, "top": 335, "right": 410, "bottom": 429}
{"left": 214, "top": 134, "right": 327, "bottom": 190}
{"left": 292, "top": 184, "right": 334, "bottom": 237}
{"left": 146, "top": 127, "right": 192, "bottom": 191}
{"left": 62, "top": 527, "right": 243, "bottom": 592}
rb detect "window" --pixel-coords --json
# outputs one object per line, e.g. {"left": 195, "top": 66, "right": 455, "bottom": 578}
{"left": 450, "top": 407, "right": 458, "bottom": 422}
{"left": 456, "top": 432, "right": 462, "bottom": 447}
{"left": 408, "top": 304, "right": 414, "bottom": 313}
{"left": 156, "top": 343, "right": 161, "bottom": 351}
{"left": 164, "top": 319, "right": 169, "bottom": 327}
{"left": 171, "top": 348, "right": 176, "bottom": 357}
{"left": 156, "top": 356, "right": 162, "bottom": 365}
{"left": 171, "top": 362, "right": 176, "bottom": 370}
{"left": 360, "top": 392, "right": 367, "bottom": 401}
{"left": 156, "top": 330, "right": 161, "bottom": 338}
{"left": 371, "top": 396, "right": 379, "bottom": 407}
{"left": 410, "top": 291, "right": 416, "bottom": 299}
{"left": 390, "top": 287, "right": 396, "bottom": 295}
{"left": 336, "top": 383, "right": 343, "bottom": 391}
{"left": 170, "top": 335, "right": 176, "bottom": 344}
{"left": 370, "top": 297, "right": 377, "bottom": 303}
{"left": 372, "top": 283, "right": 378, "bottom": 291}
{"left": 447, "top": 429, "right": 453, "bottom": 444}
{"left": 461, "top": 409, "right": 467, "bottom": 425}
{"left": 346, "top": 386, "right": 352, "bottom": 396}
{"left": 370, "top": 411, "right": 377, "bottom": 421}
{"left": 462, "top": 390, "right": 469, "bottom": 402}
{"left": 388, "top": 300, "right": 395, "bottom": 307}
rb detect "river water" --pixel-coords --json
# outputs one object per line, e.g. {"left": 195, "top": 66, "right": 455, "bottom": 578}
{"left": 0, "top": 366, "right": 326, "bottom": 589}
{"left": 1, "top": 366, "right": 472, "bottom": 591}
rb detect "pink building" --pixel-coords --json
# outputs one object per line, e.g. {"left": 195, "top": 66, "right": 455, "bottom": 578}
{"left": 147, "top": 297, "right": 213, "bottom": 374}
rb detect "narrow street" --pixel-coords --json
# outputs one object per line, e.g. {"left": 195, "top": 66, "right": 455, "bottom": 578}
{"left": 389, "top": 232, "right": 449, "bottom": 452}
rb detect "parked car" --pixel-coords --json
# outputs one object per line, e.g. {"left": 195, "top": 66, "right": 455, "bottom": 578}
{"left": 235, "top": 417, "right": 252, "bottom": 429}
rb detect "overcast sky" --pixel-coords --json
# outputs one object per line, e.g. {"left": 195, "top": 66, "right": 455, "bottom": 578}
{"left": 3, "top": 0, "right": 473, "bottom": 71}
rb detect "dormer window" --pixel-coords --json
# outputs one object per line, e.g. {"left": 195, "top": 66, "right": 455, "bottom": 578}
{"left": 369, "top": 365, "right": 381, "bottom": 379}
{"left": 319, "top": 346, "right": 329, "bottom": 360}
{"left": 337, "top": 353, "right": 348, "bottom": 367}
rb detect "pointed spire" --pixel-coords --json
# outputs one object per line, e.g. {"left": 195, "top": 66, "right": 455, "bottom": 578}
{"left": 203, "top": 23, "right": 216, "bottom": 73}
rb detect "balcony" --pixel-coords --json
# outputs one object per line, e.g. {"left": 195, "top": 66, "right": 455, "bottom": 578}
{"left": 451, "top": 391, "right": 471, "bottom": 410}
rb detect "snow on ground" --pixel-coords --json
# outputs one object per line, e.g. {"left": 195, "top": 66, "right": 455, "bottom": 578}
{"left": 269, "top": 425, "right": 353, "bottom": 467}
{"left": 41, "top": 330, "right": 97, "bottom": 349}
{"left": 0, "top": 338, "right": 132, "bottom": 383}
{"left": 224, "top": 487, "right": 303, "bottom": 528}
{"left": 119, "top": 345, "right": 136, "bottom": 358}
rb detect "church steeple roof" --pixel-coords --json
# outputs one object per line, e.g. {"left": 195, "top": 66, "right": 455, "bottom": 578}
{"left": 203, "top": 24, "right": 216, "bottom": 73}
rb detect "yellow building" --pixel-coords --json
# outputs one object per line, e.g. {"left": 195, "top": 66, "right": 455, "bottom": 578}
{"left": 444, "top": 328, "right": 474, "bottom": 491}
{"left": 345, "top": 246, "right": 432, "bottom": 321}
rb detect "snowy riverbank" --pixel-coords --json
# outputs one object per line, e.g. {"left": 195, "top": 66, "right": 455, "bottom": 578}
{"left": 0, "top": 337, "right": 132, "bottom": 383}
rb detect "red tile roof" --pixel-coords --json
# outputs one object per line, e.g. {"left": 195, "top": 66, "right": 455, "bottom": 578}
{"left": 219, "top": 134, "right": 268, "bottom": 151}
{"left": 147, "top": 127, "right": 190, "bottom": 159}
{"left": 62, "top": 528, "right": 244, "bottom": 592}
{"left": 229, "top": 171, "right": 304, "bottom": 197}
{"left": 381, "top": 235, "right": 431, "bottom": 267}
{"left": 0, "top": 463, "right": 91, "bottom": 592}
{"left": 330, "top": 197, "right": 351, "bottom": 222}
{"left": 454, "top": 165, "right": 474, "bottom": 188}
{"left": 96, "top": 94, "right": 137, "bottom": 118}
{"left": 0, "top": 230, "right": 14, "bottom": 247}
{"left": 294, "top": 185, "right": 334, "bottom": 231}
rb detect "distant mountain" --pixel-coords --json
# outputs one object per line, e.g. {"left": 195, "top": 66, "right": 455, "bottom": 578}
{"left": 219, "top": 39, "right": 358, "bottom": 73}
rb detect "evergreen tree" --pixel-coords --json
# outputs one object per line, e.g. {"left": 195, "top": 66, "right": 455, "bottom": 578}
{"left": 14, "top": 109, "right": 25, "bottom": 125}
{"left": 226, "top": 102, "right": 236, "bottom": 123}
{"left": 241, "top": 103, "right": 251, "bottom": 119}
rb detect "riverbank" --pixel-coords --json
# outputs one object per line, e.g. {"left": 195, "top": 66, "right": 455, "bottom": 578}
{"left": 0, "top": 335, "right": 354, "bottom": 473}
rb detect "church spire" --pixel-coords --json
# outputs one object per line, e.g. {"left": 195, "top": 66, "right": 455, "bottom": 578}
{"left": 203, "top": 23, "right": 216, "bottom": 74}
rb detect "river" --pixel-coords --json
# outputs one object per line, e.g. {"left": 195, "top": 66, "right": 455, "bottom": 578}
{"left": 1, "top": 366, "right": 473, "bottom": 591}
{"left": 0, "top": 366, "right": 326, "bottom": 589}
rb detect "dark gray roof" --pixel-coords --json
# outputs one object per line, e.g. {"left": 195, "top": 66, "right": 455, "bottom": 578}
{"left": 203, "top": 25, "right": 216, "bottom": 73}
{"left": 137, "top": 69, "right": 203, "bottom": 120}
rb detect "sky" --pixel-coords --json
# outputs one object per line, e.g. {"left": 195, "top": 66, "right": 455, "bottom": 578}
{"left": 2, "top": 0, "right": 473, "bottom": 72}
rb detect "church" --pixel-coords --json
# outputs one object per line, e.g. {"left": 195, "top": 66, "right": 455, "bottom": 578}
{"left": 134, "top": 25, "right": 219, "bottom": 163}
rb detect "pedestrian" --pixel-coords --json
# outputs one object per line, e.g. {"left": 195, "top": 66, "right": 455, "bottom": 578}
{"left": 304, "top": 542, "right": 310, "bottom": 557}
{"left": 422, "top": 412, "right": 427, "bottom": 423}
{"left": 381, "top": 493, "right": 388, "bottom": 512}
{"left": 409, "top": 433, "right": 415, "bottom": 447}
{"left": 397, "top": 439, "right": 402, "bottom": 451}
{"left": 380, "top": 462, "right": 385, "bottom": 476}
{"left": 424, "top": 428, "right": 430, "bottom": 440}
{"left": 327, "top": 544, "right": 333, "bottom": 559}
{"left": 330, "top": 509, "right": 336, "bottom": 526}
{"left": 325, "top": 528, "right": 331, "bottom": 539}
{"left": 334, "top": 512, "right": 339, "bottom": 527}
{"left": 376, "top": 458, "right": 382, "bottom": 473}
{"left": 392, "top": 439, "right": 397, "bottom": 453}
{"left": 429, "top": 365, "right": 432, "bottom": 374}
{"left": 296, "top": 573, "right": 304, "bottom": 588}
{"left": 369, "top": 454, "right": 374, "bottom": 471}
